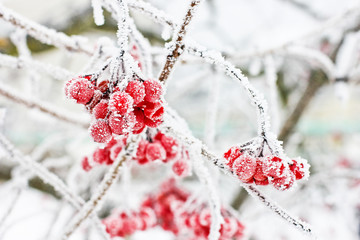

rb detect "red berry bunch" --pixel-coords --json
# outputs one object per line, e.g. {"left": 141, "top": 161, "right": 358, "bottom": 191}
{"left": 81, "top": 132, "right": 190, "bottom": 177}
{"left": 102, "top": 207, "right": 157, "bottom": 238}
{"left": 141, "top": 179, "right": 245, "bottom": 239}
{"left": 224, "top": 146, "right": 309, "bottom": 190}
{"left": 65, "top": 75, "right": 165, "bottom": 143}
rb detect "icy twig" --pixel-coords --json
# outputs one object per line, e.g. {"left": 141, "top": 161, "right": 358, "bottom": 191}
{"left": 0, "top": 83, "right": 89, "bottom": 128}
{"left": 127, "top": 0, "right": 178, "bottom": 30}
{"left": 186, "top": 42, "right": 278, "bottom": 148}
{"left": 62, "top": 135, "right": 140, "bottom": 239}
{"left": 0, "top": 53, "right": 73, "bottom": 80}
{"left": 242, "top": 184, "right": 313, "bottom": 236}
{"left": 0, "top": 133, "right": 110, "bottom": 240}
{"left": 0, "top": 4, "right": 92, "bottom": 55}
{"left": 158, "top": 0, "right": 204, "bottom": 83}
{"left": 191, "top": 148, "right": 224, "bottom": 240}
{"left": 159, "top": 111, "right": 314, "bottom": 237}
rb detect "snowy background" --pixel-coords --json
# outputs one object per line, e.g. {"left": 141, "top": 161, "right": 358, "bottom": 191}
{"left": 0, "top": 0, "right": 360, "bottom": 239}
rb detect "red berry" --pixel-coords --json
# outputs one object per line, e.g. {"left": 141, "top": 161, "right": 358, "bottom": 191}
{"left": 144, "top": 117, "right": 162, "bottom": 128}
{"left": 232, "top": 154, "right": 257, "bottom": 182}
{"left": 81, "top": 156, "right": 92, "bottom": 171}
{"left": 97, "top": 79, "right": 109, "bottom": 93}
{"left": 146, "top": 142, "right": 166, "bottom": 162}
{"left": 289, "top": 158, "right": 307, "bottom": 180}
{"left": 253, "top": 159, "right": 267, "bottom": 182}
{"left": 224, "top": 146, "right": 242, "bottom": 168}
{"left": 132, "top": 108, "right": 146, "bottom": 134}
{"left": 109, "top": 91, "right": 134, "bottom": 115}
{"left": 136, "top": 140, "right": 149, "bottom": 164}
{"left": 109, "top": 112, "right": 135, "bottom": 135}
{"left": 270, "top": 171, "right": 295, "bottom": 190}
{"left": 93, "top": 148, "right": 111, "bottom": 164}
{"left": 262, "top": 156, "right": 286, "bottom": 179}
{"left": 143, "top": 101, "right": 164, "bottom": 121}
{"left": 86, "top": 90, "right": 103, "bottom": 110}
{"left": 143, "top": 79, "right": 163, "bottom": 102}
{"left": 110, "top": 143, "right": 123, "bottom": 160}
{"left": 254, "top": 178, "right": 269, "bottom": 186}
{"left": 93, "top": 100, "right": 109, "bottom": 119}
{"left": 67, "top": 78, "right": 95, "bottom": 104}
{"left": 161, "top": 134, "right": 178, "bottom": 160}
{"left": 172, "top": 160, "right": 189, "bottom": 177}
{"left": 89, "top": 120, "right": 112, "bottom": 143}
{"left": 125, "top": 80, "right": 146, "bottom": 104}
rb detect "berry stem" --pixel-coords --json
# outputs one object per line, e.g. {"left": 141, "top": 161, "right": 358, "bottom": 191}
{"left": 158, "top": 0, "right": 204, "bottom": 83}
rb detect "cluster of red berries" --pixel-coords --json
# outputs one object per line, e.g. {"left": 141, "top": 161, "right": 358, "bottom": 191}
{"left": 224, "top": 146, "right": 309, "bottom": 190}
{"left": 103, "top": 179, "right": 245, "bottom": 239}
{"left": 65, "top": 74, "right": 164, "bottom": 143}
{"left": 102, "top": 207, "right": 157, "bottom": 237}
{"left": 81, "top": 132, "right": 190, "bottom": 177}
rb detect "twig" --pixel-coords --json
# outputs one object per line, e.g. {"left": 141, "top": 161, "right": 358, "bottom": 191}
{"left": 62, "top": 135, "right": 140, "bottom": 239}
{"left": 0, "top": 53, "right": 74, "bottom": 80}
{"left": 158, "top": 0, "right": 204, "bottom": 83}
{"left": 0, "top": 4, "right": 93, "bottom": 55}
{"left": 0, "top": 83, "right": 89, "bottom": 128}
{"left": 0, "top": 133, "right": 110, "bottom": 240}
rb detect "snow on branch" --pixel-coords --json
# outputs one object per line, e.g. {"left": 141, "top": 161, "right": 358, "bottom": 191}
{"left": 158, "top": 0, "right": 204, "bottom": 83}
{"left": 0, "top": 53, "right": 74, "bottom": 80}
{"left": 0, "top": 82, "right": 89, "bottom": 128}
{"left": 62, "top": 134, "right": 140, "bottom": 239}
{"left": 0, "top": 3, "right": 93, "bottom": 55}
{"left": 0, "top": 133, "right": 110, "bottom": 240}
{"left": 127, "top": 0, "right": 178, "bottom": 30}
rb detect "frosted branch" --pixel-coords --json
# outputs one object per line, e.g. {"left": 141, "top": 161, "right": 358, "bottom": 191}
{"left": 0, "top": 82, "right": 89, "bottom": 128}
{"left": 0, "top": 133, "right": 110, "bottom": 240}
{"left": 158, "top": 0, "right": 204, "bottom": 83}
{"left": 62, "top": 134, "right": 140, "bottom": 239}
{"left": 0, "top": 4, "right": 93, "bottom": 55}
{"left": 0, "top": 53, "right": 73, "bottom": 80}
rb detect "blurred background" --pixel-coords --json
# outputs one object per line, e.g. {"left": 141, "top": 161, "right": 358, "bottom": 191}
{"left": 0, "top": 0, "right": 360, "bottom": 239}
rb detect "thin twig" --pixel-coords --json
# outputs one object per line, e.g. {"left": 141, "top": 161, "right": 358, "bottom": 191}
{"left": 158, "top": 0, "right": 203, "bottom": 83}
{"left": 62, "top": 135, "right": 140, "bottom": 239}
{"left": 0, "top": 83, "right": 89, "bottom": 128}
{"left": 0, "top": 4, "right": 93, "bottom": 55}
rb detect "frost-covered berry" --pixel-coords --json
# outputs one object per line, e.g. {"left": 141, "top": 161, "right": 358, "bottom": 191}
{"left": 132, "top": 108, "right": 145, "bottom": 134}
{"left": 109, "top": 91, "right": 134, "bottom": 115}
{"left": 136, "top": 139, "right": 149, "bottom": 164}
{"left": 289, "top": 158, "right": 308, "bottom": 180}
{"left": 81, "top": 156, "right": 92, "bottom": 171}
{"left": 143, "top": 79, "right": 163, "bottom": 102}
{"left": 143, "top": 101, "right": 164, "bottom": 121}
{"left": 232, "top": 154, "right": 257, "bottom": 182}
{"left": 110, "top": 142, "right": 123, "bottom": 160}
{"left": 262, "top": 156, "right": 286, "bottom": 179}
{"left": 86, "top": 90, "right": 102, "bottom": 110}
{"left": 160, "top": 134, "right": 178, "bottom": 160}
{"left": 270, "top": 171, "right": 295, "bottom": 190}
{"left": 93, "top": 148, "right": 111, "bottom": 164}
{"left": 97, "top": 79, "right": 110, "bottom": 93}
{"left": 144, "top": 116, "right": 163, "bottom": 128}
{"left": 67, "top": 78, "right": 95, "bottom": 104}
{"left": 125, "top": 80, "right": 146, "bottom": 104}
{"left": 253, "top": 159, "right": 267, "bottom": 182}
{"left": 93, "top": 100, "right": 109, "bottom": 119}
{"left": 224, "top": 146, "right": 242, "bottom": 168}
{"left": 109, "top": 112, "right": 136, "bottom": 135}
{"left": 172, "top": 160, "right": 189, "bottom": 177}
{"left": 146, "top": 142, "right": 166, "bottom": 162}
{"left": 89, "top": 120, "right": 112, "bottom": 143}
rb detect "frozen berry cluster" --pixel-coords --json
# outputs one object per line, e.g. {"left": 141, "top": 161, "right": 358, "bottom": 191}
{"left": 103, "top": 179, "right": 245, "bottom": 239}
{"left": 81, "top": 132, "right": 190, "bottom": 177}
{"left": 65, "top": 75, "right": 164, "bottom": 143}
{"left": 102, "top": 207, "right": 157, "bottom": 237}
{"left": 224, "top": 146, "right": 309, "bottom": 190}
